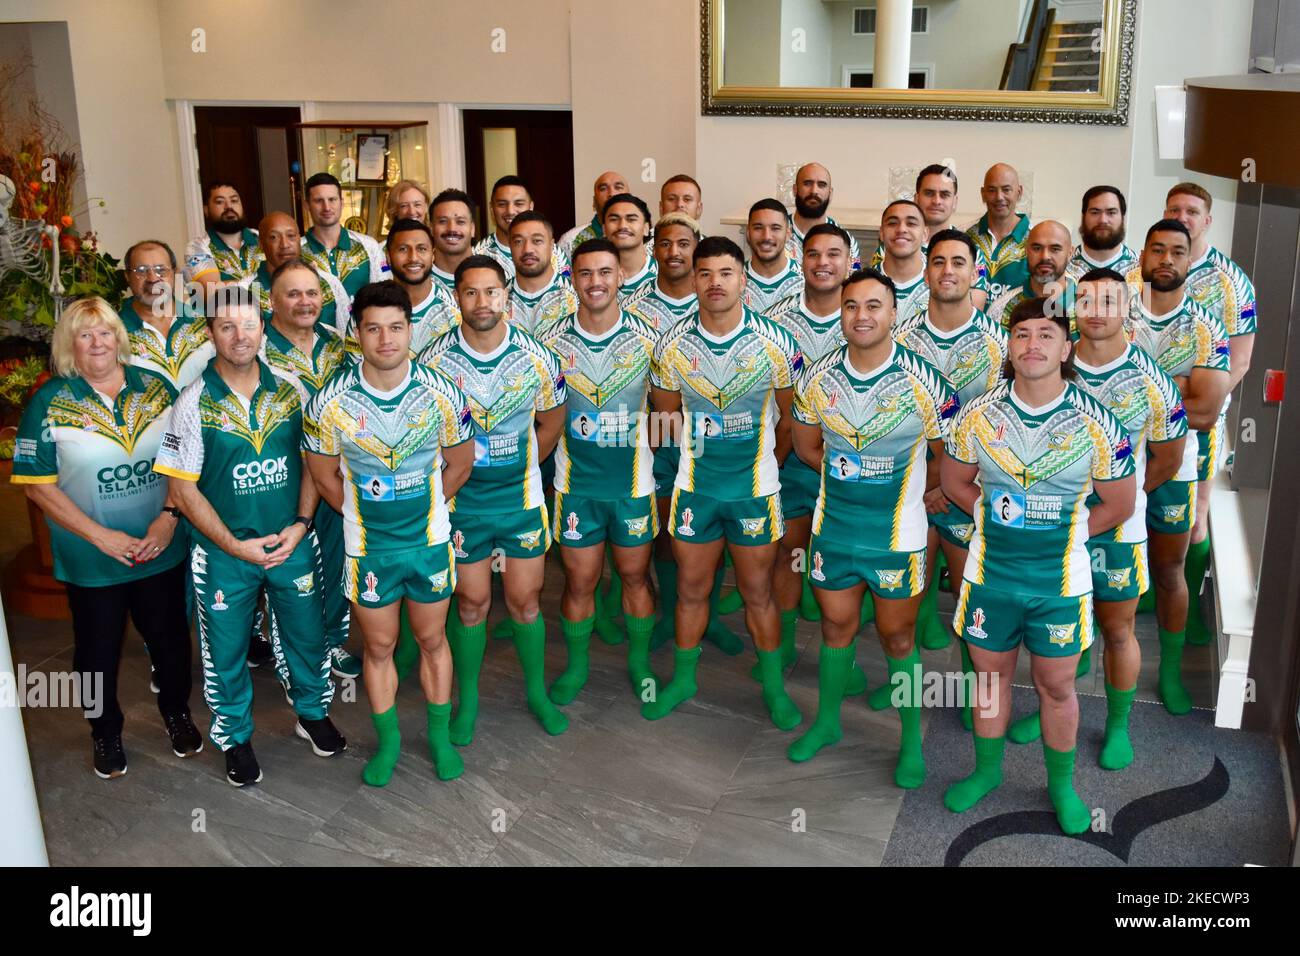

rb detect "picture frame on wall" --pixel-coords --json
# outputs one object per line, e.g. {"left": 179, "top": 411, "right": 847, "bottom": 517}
{"left": 355, "top": 134, "right": 389, "bottom": 184}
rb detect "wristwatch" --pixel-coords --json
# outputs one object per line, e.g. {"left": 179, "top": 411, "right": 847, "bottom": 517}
{"left": 293, "top": 514, "right": 315, "bottom": 532}
{"left": 162, "top": 506, "right": 182, "bottom": 520}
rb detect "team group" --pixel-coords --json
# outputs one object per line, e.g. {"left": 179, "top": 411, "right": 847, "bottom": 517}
{"left": 13, "top": 161, "right": 1252, "bottom": 834}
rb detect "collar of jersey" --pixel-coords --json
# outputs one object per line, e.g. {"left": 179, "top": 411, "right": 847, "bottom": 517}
{"left": 119, "top": 298, "right": 198, "bottom": 332}
{"left": 620, "top": 253, "right": 654, "bottom": 287}
{"left": 1134, "top": 296, "right": 1187, "bottom": 323}
{"left": 924, "top": 306, "right": 978, "bottom": 339}
{"left": 799, "top": 292, "right": 840, "bottom": 323}
{"left": 266, "top": 320, "right": 332, "bottom": 355}
{"left": 431, "top": 263, "right": 456, "bottom": 286}
{"left": 1073, "top": 343, "right": 1131, "bottom": 375}
{"left": 458, "top": 323, "right": 513, "bottom": 361}
{"left": 303, "top": 228, "right": 353, "bottom": 254}
{"left": 67, "top": 363, "right": 148, "bottom": 404}
{"left": 650, "top": 285, "right": 695, "bottom": 308}
{"left": 793, "top": 215, "right": 836, "bottom": 241}
{"left": 977, "top": 212, "right": 1029, "bottom": 241}
{"left": 574, "top": 311, "right": 625, "bottom": 343}
{"left": 358, "top": 359, "right": 413, "bottom": 400}
{"left": 1009, "top": 380, "right": 1068, "bottom": 416}
{"left": 746, "top": 257, "right": 795, "bottom": 285}
{"left": 843, "top": 343, "right": 895, "bottom": 381}
{"left": 1080, "top": 245, "right": 1130, "bottom": 269}
{"left": 201, "top": 356, "right": 278, "bottom": 402}
{"left": 696, "top": 312, "right": 747, "bottom": 345}
{"left": 513, "top": 271, "right": 564, "bottom": 302}
{"left": 882, "top": 262, "right": 925, "bottom": 290}
{"left": 407, "top": 284, "right": 442, "bottom": 314}
{"left": 207, "top": 227, "right": 256, "bottom": 252}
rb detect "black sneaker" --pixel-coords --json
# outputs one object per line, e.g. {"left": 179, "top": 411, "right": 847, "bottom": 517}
{"left": 295, "top": 717, "right": 347, "bottom": 757}
{"left": 225, "top": 741, "right": 263, "bottom": 787}
{"left": 150, "top": 667, "right": 159, "bottom": 694}
{"left": 246, "top": 634, "right": 274, "bottom": 669}
{"left": 92, "top": 735, "right": 128, "bottom": 779}
{"left": 163, "top": 711, "right": 203, "bottom": 758}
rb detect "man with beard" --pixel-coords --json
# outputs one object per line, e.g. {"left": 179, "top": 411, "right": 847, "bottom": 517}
{"left": 602, "top": 193, "right": 658, "bottom": 306}
{"left": 786, "top": 163, "right": 861, "bottom": 269}
{"left": 474, "top": 175, "right": 567, "bottom": 283}
{"left": 659, "top": 174, "right": 704, "bottom": 221}
{"left": 420, "top": 256, "right": 569, "bottom": 742}
{"left": 1126, "top": 220, "right": 1229, "bottom": 715}
{"left": 559, "top": 170, "right": 631, "bottom": 257}
{"left": 876, "top": 200, "right": 932, "bottom": 328}
{"left": 429, "top": 189, "right": 478, "bottom": 299}
{"left": 185, "top": 182, "right": 264, "bottom": 295}
{"left": 507, "top": 211, "right": 578, "bottom": 337}
{"left": 967, "top": 163, "right": 1033, "bottom": 300}
{"left": 300, "top": 173, "right": 387, "bottom": 333}
{"left": 1066, "top": 186, "right": 1138, "bottom": 282}
{"left": 987, "top": 221, "right": 1076, "bottom": 331}
{"left": 742, "top": 199, "right": 803, "bottom": 314}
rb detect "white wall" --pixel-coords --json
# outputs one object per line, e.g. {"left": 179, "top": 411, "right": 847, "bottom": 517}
{"left": 724, "top": 0, "right": 783, "bottom": 86}
{"left": 779, "top": 0, "right": 834, "bottom": 87}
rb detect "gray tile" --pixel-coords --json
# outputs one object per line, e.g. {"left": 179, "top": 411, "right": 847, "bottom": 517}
{"left": 683, "top": 810, "right": 885, "bottom": 867}
{"left": 36, "top": 786, "right": 159, "bottom": 866}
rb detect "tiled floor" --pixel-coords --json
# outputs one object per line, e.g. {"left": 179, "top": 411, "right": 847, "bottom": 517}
{"left": 2, "top": 481, "right": 1220, "bottom": 867}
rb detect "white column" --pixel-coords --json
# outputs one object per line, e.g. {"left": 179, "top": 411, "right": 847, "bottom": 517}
{"left": 873, "top": 0, "right": 914, "bottom": 89}
{"left": 0, "top": 596, "right": 48, "bottom": 865}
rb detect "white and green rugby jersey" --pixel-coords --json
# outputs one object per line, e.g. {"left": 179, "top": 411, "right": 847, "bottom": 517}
{"left": 787, "top": 215, "right": 862, "bottom": 270}
{"left": 118, "top": 299, "right": 214, "bottom": 391}
{"left": 301, "top": 228, "right": 388, "bottom": 332}
{"left": 343, "top": 283, "right": 460, "bottom": 362}
{"left": 618, "top": 254, "right": 659, "bottom": 308}
{"left": 1124, "top": 295, "right": 1229, "bottom": 481}
{"left": 870, "top": 243, "right": 991, "bottom": 297}
{"left": 508, "top": 272, "right": 579, "bottom": 338}
{"left": 473, "top": 233, "right": 570, "bottom": 285}
{"left": 154, "top": 359, "right": 305, "bottom": 542}
{"left": 420, "top": 323, "right": 566, "bottom": 514}
{"left": 630, "top": 284, "right": 697, "bottom": 334}
{"left": 795, "top": 344, "right": 957, "bottom": 551}
{"left": 303, "top": 360, "right": 472, "bottom": 555}
{"left": 967, "top": 213, "right": 1032, "bottom": 300}
{"left": 764, "top": 292, "right": 844, "bottom": 365}
{"left": 948, "top": 381, "right": 1135, "bottom": 597}
{"left": 430, "top": 263, "right": 457, "bottom": 300}
{"left": 987, "top": 278, "right": 1078, "bottom": 334}
{"left": 1065, "top": 244, "right": 1138, "bottom": 283}
{"left": 1075, "top": 343, "right": 1187, "bottom": 544}
{"left": 261, "top": 321, "right": 348, "bottom": 400}
{"left": 742, "top": 258, "right": 803, "bottom": 314}
{"left": 893, "top": 307, "right": 1008, "bottom": 409}
{"left": 184, "top": 227, "right": 264, "bottom": 285}
{"left": 878, "top": 265, "right": 931, "bottom": 328}
{"left": 12, "top": 367, "right": 182, "bottom": 586}
{"left": 1185, "top": 246, "right": 1257, "bottom": 339}
{"left": 652, "top": 308, "right": 801, "bottom": 500}
{"left": 542, "top": 311, "right": 658, "bottom": 499}
{"left": 559, "top": 214, "right": 601, "bottom": 260}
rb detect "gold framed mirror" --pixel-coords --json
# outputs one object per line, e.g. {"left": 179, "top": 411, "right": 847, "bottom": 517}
{"left": 702, "top": 0, "right": 1135, "bottom": 124}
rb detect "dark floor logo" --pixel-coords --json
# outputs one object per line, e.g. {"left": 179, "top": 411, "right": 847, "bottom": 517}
{"left": 943, "top": 757, "right": 1230, "bottom": 867}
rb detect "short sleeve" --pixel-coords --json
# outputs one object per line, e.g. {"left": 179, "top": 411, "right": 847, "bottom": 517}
{"left": 1227, "top": 264, "right": 1257, "bottom": 337}
{"left": 437, "top": 379, "right": 473, "bottom": 448}
{"left": 974, "top": 247, "right": 990, "bottom": 292}
{"left": 533, "top": 346, "right": 566, "bottom": 412}
{"left": 651, "top": 333, "right": 680, "bottom": 391}
{"left": 919, "top": 374, "right": 958, "bottom": 442}
{"left": 945, "top": 406, "right": 979, "bottom": 465}
{"left": 792, "top": 367, "right": 819, "bottom": 426}
{"left": 153, "top": 385, "right": 205, "bottom": 480}
{"left": 772, "top": 329, "right": 801, "bottom": 389}
{"left": 183, "top": 235, "right": 218, "bottom": 284}
{"left": 10, "top": 388, "right": 58, "bottom": 483}
{"left": 1146, "top": 367, "right": 1188, "bottom": 444}
{"left": 1091, "top": 411, "right": 1136, "bottom": 482}
{"left": 1194, "top": 311, "right": 1231, "bottom": 373}
{"left": 301, "top": 388, "right": 334, "bottom": 456}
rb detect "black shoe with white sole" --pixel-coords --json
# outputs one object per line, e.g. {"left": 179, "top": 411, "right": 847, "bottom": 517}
{"left": 225, "top": 741, "right": 263, "bottom": 787}
{"left": 93, "top": 735, "right": 128, "bottom": 779}
{"left": 163, "top": 710, "right": 203, "bottom": 757}
{"left": 295, "top": 717, "right": 347, "bottom": 757}
{"left": 246, "top": 634, "right": 274, "bottom": 669}
{"left": 150, "top": 666, "right": 159, "bottom": 694}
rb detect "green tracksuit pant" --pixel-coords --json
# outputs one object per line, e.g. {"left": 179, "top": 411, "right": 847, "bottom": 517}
{"left": 191, "top": 531, "right": 334, "bottom": 750}
{"left": 314, "top": 501, "right": 349, "bottom": 650}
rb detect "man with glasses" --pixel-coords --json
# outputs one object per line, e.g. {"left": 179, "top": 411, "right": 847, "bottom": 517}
{"left": 121, "top": 240, "right": 213, "bottom": 391}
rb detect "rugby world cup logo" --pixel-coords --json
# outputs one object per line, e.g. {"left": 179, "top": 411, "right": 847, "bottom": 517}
{"left": 563, "top": 512, "right": 582, "bottom": 540}
{"left": 211, "top": 589, "right": 228, "bottom": 611}
{"left": 677, "top": 507, "right": 696, "bottom": 536}
{"left": 361, "top": 571, "right": 380, "bottom": 603}
{"left": 452, "top": 529, "right": 468, "bottom": 559}
{"left": 810, "top": 551, "right": 825, "bottom": 582}
{"left": 354, "top": 412, "right": 371, "bottom": 439}
{"left": 967, "top": 607, "right": 988, "bottom": 640}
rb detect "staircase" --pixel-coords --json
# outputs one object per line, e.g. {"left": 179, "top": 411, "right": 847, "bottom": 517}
{"left": 1032, "top": 19, "right": 1103, "bottom": 92}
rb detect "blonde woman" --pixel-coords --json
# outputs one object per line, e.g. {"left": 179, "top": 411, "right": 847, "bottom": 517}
{"left": 11, "top": 297, "right": 200, "bottom": 779}
{"left": 385, "top": 178, "right": 431, "bottom": 227}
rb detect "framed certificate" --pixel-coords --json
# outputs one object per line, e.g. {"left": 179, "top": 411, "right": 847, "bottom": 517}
{"left": 355, "top": 134, "right": 389, "bottom": 184}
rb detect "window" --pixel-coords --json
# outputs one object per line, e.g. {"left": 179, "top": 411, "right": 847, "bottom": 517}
{"left": 845, "top": 69, "right": 930, "bottom": 89}
{"left": 852, "top": 6, "right": 929, "bottom": 35}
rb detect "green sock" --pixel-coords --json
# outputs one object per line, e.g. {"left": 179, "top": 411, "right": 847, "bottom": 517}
{"left": 704, "top": 567, "right": 745, "bottom": 655}
{"left": 362, "top": 706, "right": 401, "bottom": 787}
{"left": 757, "top": 647, "right": 802, "bottom": 730}
{"left": 549, "top": 615, "right": 593, "bottom": 705}
{"left": 1184, "top": 537, "right": 1213, "bottom": 645}
{"left": 1043, "top": 743, "right": 1092, "bottom": 834}
{"left": 959, "top": 640, "right": 975, "bottom": 731}
{"left": 1100, "top": 682, "right": 1137, "bottom": 770}
{"left": 1075, "top": 643, "right": 1092, "bottom": 678}
{"left": 751, "top": 608, "right": 798, "bottom": 680}
{"left": 1157, "top": 627, "right": 1192, "bottom": 715}
{"left": 625, "top": 613, "right": 658, "bottom": 700}
{"left": 642, "top": 645, "right": 702, "bottom": 720}
{"left": 1008, "top": 710, "right": 1042, "bottom": 744}
{"left": 426, "top": 701, "right": 463, "bottom": 781}
{"left": 943, "top": 734, "right": 1005, "bottom": 812}
{"left": 594, "top": 559, "right": 626, "bottom": 645}
{"left": 394, "top": 606, "right": 419, "bottom": 680}
{"left": 788, "top": 642, "right": 854, "bottom": 762}
{"left": 447, "top": 612, "right": 487, "bottom": 746}
{"left": 889, "top": 647, "right": 926, "bottom": 788}
{"left": 511, "top": 617, "right": 569, "bottom": 735}
{"left": 917, "top": 574, "right": 949, "bottom": 649}
{"left": 651, "top": 557, "right": 678, "bottom": 650}
{"left": 799, "top": 574, "right": 821, "bottom": 621}
{"left": 844, "top": 659, "right": 868, "bottom": 696}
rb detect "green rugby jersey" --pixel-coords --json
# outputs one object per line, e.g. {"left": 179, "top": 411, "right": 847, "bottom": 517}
{"left": 1124, "top": 295, "right": 1230, "bottom": 481}
{"left": 764, "top": 293, "right": 844, "bottom": 365}
{"left": 542, "top": 311, "right": 658, "bottom": 499}
{"left": 893, "top": 307, "right": 1008, "bottom": 409}
{"left": 786, "top": 215, "right": 862, "bottom": 270}
{"left": 618, "top": 255, "right": 659, "bottom": 308}
{"left": 559, "top": 214, "right": 602, "bottom": 259}
{"left": 630, "top": 285, "right": 697, "bottom": 334}
{"left": 303, "top": 360, "right": 471, "bottom": 555}
{"left": 742, "top": 258, "right": 804, "bottom": 314}
{"left": 261, "top": 321, "right": 347, "bottom": 399}
{"left": 508, "top": 272, "right": 579, "bottom": 338}
{"left": 184, "top": 227, "right": 264, "bottom": 285}
{"left": 301, "top": 228, "right": 388, "bottom": 330}
{"left": 652, "top": 308, "right": 801, "bottom": 499}
{"left": 948, "top": 381, "right": 1135, "bottom": 597}
{"left": 12, "top": 367, "right": 183, "bottom": 586}
{"left": 419, "top": 323, "right": 566, "bottom": 513}
{"left": 1065, "top": 244, "right": 1138, "bottom": 283}
{"left": 342, "top": 284, "right": 460, "bottom": 362}
{"left": 794, "top": 343, "right": 957, "bottom": 551}
{"left": 967, "top": 213, "right": 1031, "bottom": 300}
{"left": 118, "top": 298, "right": 213, "bottom": 391}
{"left": 154, "top": 359, "right": 305, "bottom": 541}
{"left": 1074, "top": 343, "right": 1187, "bottom": 543}
{"left": 473, "top": 233, "right": 570, "bottom": 285}
{"left": 878, "top": 264, "right": 931, "bottom": 329}
{"left": 870, "top": 243, "right": 991, "bottom": 297}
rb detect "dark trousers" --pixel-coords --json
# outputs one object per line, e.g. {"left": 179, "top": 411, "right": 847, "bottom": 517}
{"left": 65, "top": 559, "right": 193, "bottom": 740}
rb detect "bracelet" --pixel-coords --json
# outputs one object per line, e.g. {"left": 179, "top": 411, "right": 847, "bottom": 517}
{"left": 162, "top": 506, "right": 182, "bottom": 520}
{"left": 293, "top": 514, "right": 314, "bottom": 533}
